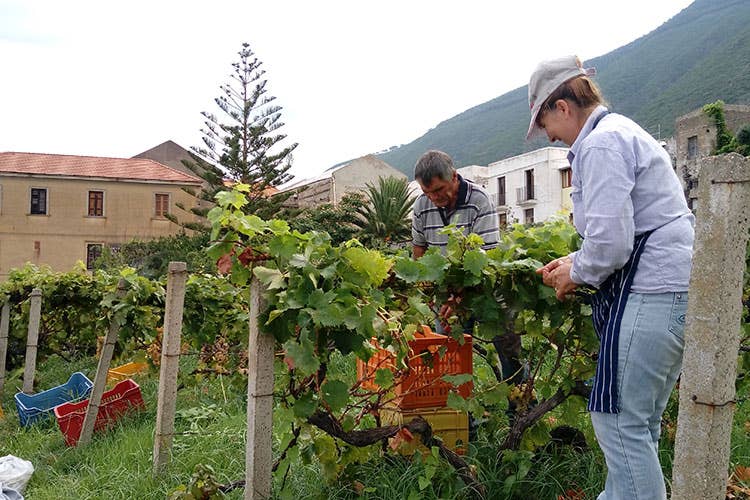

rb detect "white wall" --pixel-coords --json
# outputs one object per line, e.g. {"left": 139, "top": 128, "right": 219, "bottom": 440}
{"left": 485, "top": 147, "right": 570, "bottom": 223}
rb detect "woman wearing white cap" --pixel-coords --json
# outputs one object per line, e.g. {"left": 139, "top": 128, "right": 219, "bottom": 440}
{"left": 530, "top": 56, "right": 694, "bottom": 499}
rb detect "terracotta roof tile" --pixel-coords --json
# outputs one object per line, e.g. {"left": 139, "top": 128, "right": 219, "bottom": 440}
{"left": 0, "top": 152, "right": 203, "bottom": 185}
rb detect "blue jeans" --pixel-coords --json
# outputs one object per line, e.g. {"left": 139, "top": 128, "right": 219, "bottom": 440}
{"left": 590, "top": 292, "right": 687, "bottom": 500}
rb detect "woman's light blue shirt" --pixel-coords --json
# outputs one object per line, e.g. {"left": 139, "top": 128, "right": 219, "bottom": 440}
{"left": 568, "top": 105, "right": 694, "bottom": 292}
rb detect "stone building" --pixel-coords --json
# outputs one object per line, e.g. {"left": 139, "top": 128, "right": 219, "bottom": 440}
{"left": 674, "top": 104, "right": 750, "bottom": 208}
{"left": 0, "top": 152, "right": 202, "bottom": 279}
{"left": 280, "top": 155, "right": 406, "bottom": 208}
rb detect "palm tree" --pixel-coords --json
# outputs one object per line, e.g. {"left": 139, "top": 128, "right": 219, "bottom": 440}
{"left": 353, "top": 176, "right": 416, "bottom": 246}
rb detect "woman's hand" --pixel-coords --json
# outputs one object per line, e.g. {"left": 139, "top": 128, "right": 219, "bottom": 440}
{"left": 536, "top": 256, "right": 578, "bottom": 301}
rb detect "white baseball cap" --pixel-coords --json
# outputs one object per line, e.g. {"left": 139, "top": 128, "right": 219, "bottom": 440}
{"left": 526, "top": 55, "right": 596, "bottom": 140}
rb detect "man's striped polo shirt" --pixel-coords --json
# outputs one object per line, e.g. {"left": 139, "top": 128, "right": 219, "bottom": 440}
{"left": 412, "top": 174, "right": 499, "bottom": 252}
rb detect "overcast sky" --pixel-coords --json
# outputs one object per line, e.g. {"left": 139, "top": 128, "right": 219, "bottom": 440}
{"left": 1, "top": 0, "right": 693, "bottom": 181}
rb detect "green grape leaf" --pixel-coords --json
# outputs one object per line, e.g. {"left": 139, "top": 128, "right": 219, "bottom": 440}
{"left": 341, "top": 305, "right": 362, "bottom": 330}
{"left": 268, "top": 234, "right": 299, "bottom": 261}
{"left": 215, "top": 189, "right": 248, "bottom": 210}
{"left": 289, "top": 253, "right": 309, "bottom": 268}
{"left": 293, "top": 391, "right": 317, "bottom": 418}
{"left": 236, "top": 214, "right": 268, "bottom": 236}
{"left": 442, "top": 373, "right": 473, "bottom": 387}
{"left": 268, "top": 219, "right": 290, "bottom": 235}
{"left": 483, "top": 383, "right": 510, "bottom": 405}
{"left": 463, "top": 249, "right": 489, "bottom": 277}
{"left": 343, "top": 247, "right": 392, "bottom": 286}
{"left": 252, "top": 266, "right": 286, "bottom": 290}
{"left": 321, "top": 380, "right": 349, "bottom": 412}
{"left": 446, "top": 391, "right": 468, "bottom": 411}
{"left": 284, "top": 337, "right": 320, "bottom": 376}
{"left": 407, "top": 295, "right": 433, "bottom": 318}
{"left": 419, "top": 252, "right": 448, "bottom": 282}
{"left": 310, "top": 303, "right": 344, "bottom": 327}
{"left": 394, "top": 258, "right": 421, "bottom": 283}
{"left": 374, "top": 368, "right": 394, "bottom": 388}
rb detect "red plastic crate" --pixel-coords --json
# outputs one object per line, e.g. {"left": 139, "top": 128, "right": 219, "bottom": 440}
{"left": 357, "top": 326, "right": 472, "bottom": 409}
{"left": 54, "top": 378, "right": 146, "bottom": 446}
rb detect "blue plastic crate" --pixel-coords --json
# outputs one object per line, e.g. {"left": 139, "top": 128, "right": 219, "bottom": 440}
{"left": 14, "top": 372, "right": 93, "bottom": 427}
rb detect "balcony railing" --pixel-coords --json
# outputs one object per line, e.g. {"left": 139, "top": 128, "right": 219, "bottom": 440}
{"left": 491, "top": 192, "right": 507, "bottom": 207}
{"left": 516, "top": 185, "right": 538, "bottom": 203}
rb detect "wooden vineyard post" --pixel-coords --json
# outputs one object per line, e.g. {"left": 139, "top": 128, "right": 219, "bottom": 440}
{"left": 672, "top": 154, "right": 750, "bottom": 499}
{"left": 22, "top": 288, "right": 42, "bottom": 394}
{"left": 0, "top": 302, "right": 9, "bottom": 398}
{"left": 79, "top": 278, "right": 128, "bottom": 446}
{"left": 245, "top": 276, "right": 273, "bottom": 500}
{"left": 153, "top": 262, "right": 188, "bottom": 475}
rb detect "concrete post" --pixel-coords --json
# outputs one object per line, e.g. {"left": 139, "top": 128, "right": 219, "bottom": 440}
{"left": 245, "top": 277, "right": 274, "bottom": 500}
{"left": 79, "top": 278, "right": 128, "bottom": 446}
{"left": 672, "top": 153, "right": 750, "bottom": 499}
{"left": 0, "top": 302, "right": 10, "bottom": 398}
{"left": 22, "top": 288, "right": 42, "bottom": 394}
{"left": 153, "top": 262, "right": 188, "bottom": 475}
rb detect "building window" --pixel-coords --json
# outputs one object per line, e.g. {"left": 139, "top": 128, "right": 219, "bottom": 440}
{"left": 154, "top": 193, "right": 170, "bottom": 217}
{"left": 687, "top": 135, "right": 698, "bottom": 160}
{"left": 525, "top": 169, "right": 535, "bottom": 199}
{"left": 524, "top": 208, "right": 534, "bottom": 224}
{"left": 497, "top": 176, "right": 506, "bottom": 206}
{"left": 499, "top": 212, "right": 507, "bottom": 226}
{"left": 86, "top": 243, "right": 103, "bottom": 270}
{"left": 561, "top": 168, "right": 572, "bottom": 188}
{"left": 88, "top": 190, "right": 104, "bottom": 216}
{"left": 30, "top": 188, "right": 48, "bottom": 215}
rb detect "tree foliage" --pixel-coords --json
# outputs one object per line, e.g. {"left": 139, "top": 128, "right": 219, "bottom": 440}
{"left": 188, "top": 42, "right": 298, "bottom": 220}
{"left": 289, "top": 192, "right": 368, "bottom": 246}
{"left": 94, "top": 233, "right": 213, "bottom": 279}
{"left": 352, "top": 176, "right": 416, "bottom": 247}
{"left": 703, "top": 100, "right": 739, "bottom": 154}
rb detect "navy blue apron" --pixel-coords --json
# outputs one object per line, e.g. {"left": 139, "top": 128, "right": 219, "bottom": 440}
{"left": 568, "top": 110, "right": 653, "bottom": 413}
{"left": 586, "top": 231, "right": 652, "bottom": 413}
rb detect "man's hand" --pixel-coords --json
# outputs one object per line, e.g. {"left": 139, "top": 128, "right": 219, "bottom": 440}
{"left": 536, "top": 256, "right": 577, "bottom": 301}
{"left": 438, "top": 292, "right": 463, "bottom": 333}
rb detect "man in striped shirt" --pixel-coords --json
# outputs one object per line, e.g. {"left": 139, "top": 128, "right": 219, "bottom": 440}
{"left": 412, "top": 151, "right": 526, "bottom": 392}
{"left": 412, "top": 150, "right": 499, "bottom": 258}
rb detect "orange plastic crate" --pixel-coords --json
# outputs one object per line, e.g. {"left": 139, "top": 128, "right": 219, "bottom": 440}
{"left": 357, "top": 326, "right": 472, "bottom": 409}
{"left": 54, "top": 378, "right": 145, "bottom": 447}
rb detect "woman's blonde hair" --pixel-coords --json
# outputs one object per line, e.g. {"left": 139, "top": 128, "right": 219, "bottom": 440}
{"left": 535, "top": 76, "right": 607, "bottom": 127}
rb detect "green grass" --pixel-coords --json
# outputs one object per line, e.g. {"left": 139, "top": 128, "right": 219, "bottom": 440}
{"left": 1, "top": 355, "right": 247, "bottom": 499}
{"left": 1, "top": 353, "right": 748, "bottom": 499}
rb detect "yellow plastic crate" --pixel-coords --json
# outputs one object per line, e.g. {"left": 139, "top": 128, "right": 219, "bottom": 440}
{"left": 107, "top": 362, "right": 149, "bottom": 383}
{"left": 381, "top": 405, "right": 469, "bottom": 455}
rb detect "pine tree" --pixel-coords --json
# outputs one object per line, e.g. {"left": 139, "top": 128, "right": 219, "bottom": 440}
{"left": 189, "top": 42, "right": 298, "bottom": 220}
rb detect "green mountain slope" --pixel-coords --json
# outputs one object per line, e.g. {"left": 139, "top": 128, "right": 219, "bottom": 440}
{"left": 377, "top": 0, "right": 750, "bottom": 177}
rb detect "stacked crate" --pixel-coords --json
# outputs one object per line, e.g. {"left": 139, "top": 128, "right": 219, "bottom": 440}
{"left": 356, "top": 325, "right": 472, "bottom": 454}
{"left": 14, "top": 372, "right": 93, "bottom": 427}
